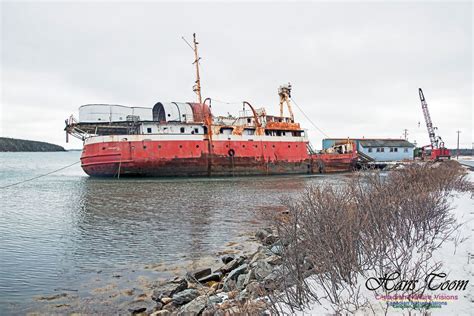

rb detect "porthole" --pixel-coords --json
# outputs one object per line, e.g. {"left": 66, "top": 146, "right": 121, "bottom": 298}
{"left": 179, "top": 145, "right": 183, "bottom": 148}
{"left": 196, "top": 145, "right": 200, "bottom": 148}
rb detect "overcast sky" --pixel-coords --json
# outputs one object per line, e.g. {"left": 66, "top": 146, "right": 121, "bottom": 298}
{"left": 1, "top": 1, "right": 472, "bottom": 149}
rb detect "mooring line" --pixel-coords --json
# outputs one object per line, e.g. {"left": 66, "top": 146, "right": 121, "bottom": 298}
{"left": 0, "top": 161, "right": 81, "bottom": 189}
{"left": 290, "top": 97, "right": 330, "bottom": 138}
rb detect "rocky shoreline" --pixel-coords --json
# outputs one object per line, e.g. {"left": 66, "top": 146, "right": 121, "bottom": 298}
{"left": 124, "top": 227, "right": 284, "bottom": 315}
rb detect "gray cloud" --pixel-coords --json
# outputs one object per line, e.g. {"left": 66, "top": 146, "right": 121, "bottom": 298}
{"left": 1, "top": 1, "right": 472, "bottom": 149}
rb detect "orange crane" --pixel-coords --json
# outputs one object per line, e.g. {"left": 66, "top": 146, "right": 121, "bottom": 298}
{"left": 418, "top": 88, "right": 450, "bottom": 161}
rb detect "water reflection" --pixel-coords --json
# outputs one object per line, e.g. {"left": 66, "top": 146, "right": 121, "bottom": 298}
{"left": 0, "top": 151, "right": 350, "bottom": 313}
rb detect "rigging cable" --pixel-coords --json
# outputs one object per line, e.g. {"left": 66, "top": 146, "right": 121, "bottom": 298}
{"left": 290, "top": 97, "right": 330, "bottom": 138}
{"left": 0, "top": 161, "right": 81, "bottom": 189}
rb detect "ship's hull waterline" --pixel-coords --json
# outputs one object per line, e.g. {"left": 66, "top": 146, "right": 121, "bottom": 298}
{"left": 81, "top": 137, "right": 357, "bottom": 177}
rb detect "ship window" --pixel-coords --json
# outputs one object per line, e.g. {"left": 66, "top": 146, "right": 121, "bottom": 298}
{"left": 381, "top": 148, "right": 385, "bottom": 152}
{"left": 376, "top": 148, "right": 380, "bottom": 152}
{"left": 247, "top": 118, "right": 251, "bottom": 123}
{"left": 242, "top": 145, "right": 246, "bottom": 148}
{"left": 180, "top": 127, "right": 185, "bottom": 133}
{"left": 194, "top": 128, "right": 199, "bottom": 134}
{"left": 226, "top": 145, "right": 229, "bottom": 148}
{"left": 272, "top": 144, "right": 275, "bottom": 148}
{"left": 179, "top": 145, "right": 183, "bottom": 148}
{"left": 288, "top": 145, "right": 291, "bottom": 148}
{"left": 168, "top": 114, "right": 171, "bottom": 117}
{"left": 196, "top": 145, "right": 199, "bottom": 148}
{"left": 147, "top": 127, "right": 152, "bottom": 133}
{"left": 404, "top": 148, "right": 408, "bottom": 152}
{"left": 102, "top": 147, "right": 106, "bottom": 150}
{"left": 143, "top": 146, "right": 147, "bottom": 149}
{"left": 390, "top": 148, "right": 394, "bottom": 152}
{"left": 368, "top": 148, "right": 373, "bottom": 153}
{"left": 394, "top": 148, "right": 398, "bottom": 152}
{"left": 158, "top": 145, "right": 161, "bottom": 149}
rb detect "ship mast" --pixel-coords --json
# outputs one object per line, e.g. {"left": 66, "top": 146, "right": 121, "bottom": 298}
{"left": 192, "top": 33, "right": 202, "bottom": 104}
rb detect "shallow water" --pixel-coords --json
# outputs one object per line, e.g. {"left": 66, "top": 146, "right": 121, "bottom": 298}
{"left": 0, "top": 151, "right": 350, "bottom": 313}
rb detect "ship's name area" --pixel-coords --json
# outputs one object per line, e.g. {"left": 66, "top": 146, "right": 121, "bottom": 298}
{"left": 365, "top": 272, "right": 469, "bottom": 292}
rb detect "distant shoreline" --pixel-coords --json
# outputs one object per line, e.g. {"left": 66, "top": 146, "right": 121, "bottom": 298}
{"left": 0, "top": 137, "right": 66, "bottom": 152}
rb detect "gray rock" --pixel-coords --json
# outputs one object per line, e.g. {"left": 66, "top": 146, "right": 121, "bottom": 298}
{"left": 172, "top": 288, "right": 200, "bottom": 305}
{"left": 207, "top": 295, "right": 223, "bottom": 305}
{"left": 198, "top": 272, "right": 222, "bottom": 284}
{"left": 218, "top": 256, "right": 245, "bottom": 274}
{"left": 236, "top": 273, "right": 247, "bottom": 290}
{"left": 226, "top": 263, "right": 248, "bottom": 281}
{"left": 246, "top": 281, "right": 264, "bottom": 298}
{"left": 221, "top": 254, "right": 236, "bottom": 264}
{"left": 178, "top": 295, "right": 207, "bottom": 315}
{"left": 127, "top": 299, "right": 154, "bottom": 314}
{"left": 270, "top": 244, "right": 284, "bottom": 256}
{"left": 128, "top": 306, "right": 147, "bottom": 314}
{"left": 263, "top": 234, "right": 278, "bottom": 245}
{"left": 222, "top": 278, "right": 236, "bottom": 292}
{"left": 255, "top": 228, "right": 272, "bottom": 242}
{"left": 243, "top": 268, "right": 255, "bottom": 287}
{"left": 150, "top": 310, "right": 170, "bottom": 316}
{"left": 192, "top": 268, "right": 211, "bottom": 280}
{"left": 151, "top": 279, "right": 187, "bottom": 302}
{"left": 254, "top": 261, "right": 272, "bottom": 281}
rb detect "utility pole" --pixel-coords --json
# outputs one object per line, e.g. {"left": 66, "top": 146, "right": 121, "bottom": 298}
{"left": 456, "top": 130, "right": 461, "bottom": 159}
{"left": 403, "top": 129, "right": 408, "bottom": 140}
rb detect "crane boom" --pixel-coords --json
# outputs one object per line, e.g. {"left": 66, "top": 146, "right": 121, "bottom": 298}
{"left": 418, "top": 88, "right": 438, "bottom": 149}
{"left": 418, "top": 88, "right": 450, "bottom": 161}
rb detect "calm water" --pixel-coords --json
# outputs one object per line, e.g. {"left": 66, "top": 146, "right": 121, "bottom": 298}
{"left": 0, "top": 151, "right": 349, "bottom": 313}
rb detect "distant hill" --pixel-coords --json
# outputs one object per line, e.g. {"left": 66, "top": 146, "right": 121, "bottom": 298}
{"left": 0, "top": 137, "right": 66, "bottom": 152}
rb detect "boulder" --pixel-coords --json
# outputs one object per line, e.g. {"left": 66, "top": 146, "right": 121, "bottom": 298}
{"left": 162, "top": 302, "right": 178, "bottom": 313}
{"left": 191, "top": 268, "right": 212, "bottom": 280}
{"left": 218, "top": 256, "right": 245, "bottom": 274}
{"left": 227, "top": 263, "right": 248, "bottom": 281}
{"left": 255, "top": 228, "right": 272, "bottom": 242}
{"left": 254, "top": 261, "right": 272, "bottom": 281}
{"left": 222, "top": 279, "right": 236, "bottom": 292}
{"left": 198, "top": 272, "right": 222, "bottom": 284}
{"left": 207, "top": 295, "right": 223, "bottom": 305}
{"left": 243, "top": 268, "right": 255, "bottom": 287}
{"left": 151, "top": 279, "right": 187, "bottom": 302}
{"left": 128, "top": 306, "right": 147, "bottom": 314}
{"left": 221, "top": 254, "right": 236, "bottom": 264}
{"left": 172, "top": 289, "right": 200, "bottom": 305}
{"left": 236, "top": 273, "right": 247, "bottom": 290}
{"left": 263, "top": 234, "right": 278, "bottom": 245}
{"left": 178, "top": 295, "right": 207, "bottom": 315}
{"left": 270, "top": 244, "right": 284, "bottom": 256}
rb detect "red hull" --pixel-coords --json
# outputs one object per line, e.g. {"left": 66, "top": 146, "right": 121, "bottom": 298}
{"left": 81, "top": 138, "right": 356, "bottom": 177}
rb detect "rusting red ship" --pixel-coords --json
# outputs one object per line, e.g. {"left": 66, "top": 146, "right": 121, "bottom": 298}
{"left": 65, "top": 34, "right": 356, "bottom": 177}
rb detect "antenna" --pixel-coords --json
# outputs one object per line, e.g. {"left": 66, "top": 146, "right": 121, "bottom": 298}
{"left": 182, "top": 33, "right": 202, "bottom": 104}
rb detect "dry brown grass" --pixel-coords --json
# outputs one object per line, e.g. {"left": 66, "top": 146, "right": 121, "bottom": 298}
{"left": 268, "top": 161, "right": 473, "bottom": 315}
